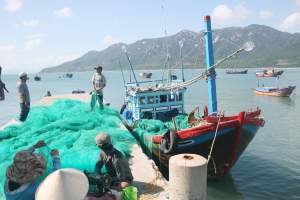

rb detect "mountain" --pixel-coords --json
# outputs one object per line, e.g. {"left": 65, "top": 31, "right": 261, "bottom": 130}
{"left": 41, "top": 25, "right": 300, "bottom": 73}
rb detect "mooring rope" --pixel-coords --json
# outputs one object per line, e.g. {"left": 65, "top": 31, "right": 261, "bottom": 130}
{"left": 207, "top": 112, "right": 222, "bottom": 163}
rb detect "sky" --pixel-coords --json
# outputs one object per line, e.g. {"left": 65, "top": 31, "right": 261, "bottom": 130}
{"left": 1, "top": 0, "right": 300, "bottom": 74}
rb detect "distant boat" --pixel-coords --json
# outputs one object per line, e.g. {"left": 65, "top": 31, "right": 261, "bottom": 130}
{"left": 66, "top": 73, "right": 73, "bottom": 78}
{"left": 34, "top": 75, "right": 41, "bottom": 81}
{"left": 253, "top": 86, "right": 296, "bottom": 97}
{"left": 72, "top": 89, "right": 85, "bottom": 94}
{"left": 139, "top": 72, "right": 152, "bottom": 79}
{"left": 62, "top": 73, "right": 73, "bottom": 78}
{"left": 226, "top": 69, "right": 248, "bottom": 74}
{"left": 256, "top": 67, "right": 284, "bottom": 77}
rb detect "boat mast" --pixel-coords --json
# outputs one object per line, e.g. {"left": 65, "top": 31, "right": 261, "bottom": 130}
{"left": 179, "top": 40, "right": 185, "bottom": 82}
{"left": 204, "top": 15, "right": 218, "bottom": 114}
{"left": 124, "top": 50, "right": 139, "bottom": 86}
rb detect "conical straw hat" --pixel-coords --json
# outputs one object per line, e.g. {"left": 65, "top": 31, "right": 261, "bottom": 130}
{"left": 35, "top": 168, "right": 89, "bottom": 200}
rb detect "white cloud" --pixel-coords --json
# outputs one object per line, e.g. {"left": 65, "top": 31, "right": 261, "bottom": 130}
{"left": 25, "top": 38, "right": 41, "bottom": 49}
{"left": 4, "top": 0, "right": 23, "bottom": 12}
{"left": 279, "top": 12, "right": 300, "bottom": 32}
{"left": 211, "top": 4, "right": 250, "bottom": 26}
{"left": 0, "top": 44, "right": 15, "bottom": 52}
{"left": 26, "top": 33, "right": 45, "bottom": 40}
{"left": 296, "top": 0, "right": 300, "bottom": 7}
{"left": 103, "top": 35, "right": 121, "bottom": 45}
{"left": 54, "top": 7, "right": 72, "bottom": 17}
{"left": 259, "top": 10, "right": 273, "bottom": 19}
{"left": 21, "top": 19, "right": 40, "bottom": 27}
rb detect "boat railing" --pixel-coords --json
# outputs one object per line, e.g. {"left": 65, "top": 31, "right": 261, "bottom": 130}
{"left": 125, "top": 78, "right": 183, "bottom": 87}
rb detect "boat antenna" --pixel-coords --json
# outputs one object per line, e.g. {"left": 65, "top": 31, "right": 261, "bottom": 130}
{"left": 160, "top": 1, "right": 171, "bottom": 83}
{"left": 122, "top": 46, "right": 139, "bottom": 86}
{"left": 118, "top": 59, "right": 126, "bottom": 87}
{"left": 179, "top": 39, "right": 185, "bottom": 82}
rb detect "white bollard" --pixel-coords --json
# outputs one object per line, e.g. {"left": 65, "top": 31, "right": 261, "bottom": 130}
{"left": 169, "top": 154, "right": 207, "bottom": 200}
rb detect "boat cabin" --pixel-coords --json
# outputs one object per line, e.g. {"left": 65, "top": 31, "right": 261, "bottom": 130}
{"left": 124, "top": 84, "right": 186, "bottom": 122}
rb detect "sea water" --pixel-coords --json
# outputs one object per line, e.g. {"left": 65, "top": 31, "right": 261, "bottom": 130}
{"left": 0, "top": 68, "right": 300, "bottom": 200}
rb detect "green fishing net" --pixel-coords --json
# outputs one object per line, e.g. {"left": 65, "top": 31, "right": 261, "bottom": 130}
{"left": 132, "top": 114, "right": 189, "bottom": 156}
{"left": 0, "top": 99, "right": 135, "bottom": 199}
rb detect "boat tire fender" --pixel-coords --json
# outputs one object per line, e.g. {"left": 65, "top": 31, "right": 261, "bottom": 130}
{"left": 120, "top": 104, "right": 126, "bottom": 115}
{"left": 160, "top": 129, "right": 178, "bottom": 154}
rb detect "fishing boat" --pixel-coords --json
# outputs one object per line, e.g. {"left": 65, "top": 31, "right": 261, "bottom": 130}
{"left": 226, "top": 69, "right": 248, "bottom": 74}
{"left": 139, "top": 72, "right": 152, "bottom": 79}
{"left": 253, "top": 86, "right": 296, "bottom": 97}
{"left": 62, "top": 73, "right": 73, "bottom": 78}
{"left": 255, "top": 67, "right": 283, "bottom": 77}
{"left": 34, "top": 75, "right": 41, "bottom": 81}
{"left": 121, "top": 15, "right": 264, "bottom": 179}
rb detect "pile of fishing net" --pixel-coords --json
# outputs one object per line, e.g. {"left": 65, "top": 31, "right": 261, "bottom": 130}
{"left": 132, "top": 114, "right": 189, "bottom": 155}
{"left": 0, "top": 100, "right": 135, "bottom": 199}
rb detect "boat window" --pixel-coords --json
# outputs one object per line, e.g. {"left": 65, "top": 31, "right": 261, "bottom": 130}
{"left": 139, "top": 96, "right": 146, "bottom": 105}
{"left": 160, "top": 95, "right": 167, "bottom": 103}
{"left": 176, "top": 93, "right": 183, "bottom": 101}
{"left": 168, "top": 94, "right": 175, "bottom": 102}
{"left": 156, "top": 98, "right": 159, "bottom": 104}
{"left": 148, "top": 96, "right": 155, "bottom": 104}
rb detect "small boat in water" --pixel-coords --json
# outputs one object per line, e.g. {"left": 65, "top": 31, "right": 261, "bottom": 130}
{"left": 72, "top": 89, "right": 85, "bottom": 94}
{"left": 253, "top": 86, "right": 296, "bottom": 97}
{"left": 256, "top": 67, "right": 283, "bottom": 77}
{"left": 61, "top": 73, "right": 73, "bottom": 78}
{"left": 139, "top": 72, "right": 152, "bottom": 79}
{"left": 65, "top": 73, "right": 73, "bottom": 78}
{"left": 226, "top": 69, "right": 248, "bottom": 74}
{"left": 34, "top": 75, "right": 41, "bottom": 81}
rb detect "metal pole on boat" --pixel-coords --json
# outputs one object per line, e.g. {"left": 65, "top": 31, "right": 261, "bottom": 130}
{"left": 124, "top": 51, "right": 139, "bottom": 86}
{"left": 204, "top": 15, "right": 218, "bottom": 114}
{"left": 179, "top": 40, "right": 185, "bottom": 82}
{"left": 118, "top": 60, "right": 126, "bottom": 87}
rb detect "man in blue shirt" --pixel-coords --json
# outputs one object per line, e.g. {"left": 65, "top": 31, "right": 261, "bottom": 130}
{"left": 4, "top": 140, "right": 61, "bottom": 200}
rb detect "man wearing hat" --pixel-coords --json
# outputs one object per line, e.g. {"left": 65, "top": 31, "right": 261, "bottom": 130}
{"left": 92, "top": 65, "right": 106, "bottom": 109}
{"left": 35, "top": 168, "right": 89, "bottom": 200}
{"left": 17, "top": 72, "right": 30, "bottom": 121}
{"left": 4, "top": 140, "right": 61, "bottom": 200}
{"left": 95, "top": 132, "right": 133, "bottom": 190}
{"left": 0, "top": 66, "right": 9, "bottom": 101}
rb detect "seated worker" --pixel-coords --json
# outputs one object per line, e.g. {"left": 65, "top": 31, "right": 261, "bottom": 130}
{"left": 4, "top": 140, "right": 61, "bottom": 200}
{"left": 95, "top": 132, "right": 133, "bottom": 190}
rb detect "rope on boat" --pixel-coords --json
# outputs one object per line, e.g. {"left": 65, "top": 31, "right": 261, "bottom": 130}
{"left": 160, "top": 46, "right": 251, "bottom": 91}
{"left": 207, "top": 113, "right": 222, "bottom": 163}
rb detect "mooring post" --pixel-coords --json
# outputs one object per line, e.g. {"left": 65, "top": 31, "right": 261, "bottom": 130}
{"left": 204, "top": 15, "right": 218, "bottom": 114}
{"left": 169, "top": 154, "right": 207, "bottom": 200}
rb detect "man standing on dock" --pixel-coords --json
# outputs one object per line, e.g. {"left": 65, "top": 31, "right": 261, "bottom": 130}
{"left": 92, "top": 65, "right": 106, "bottom": 109}
{"left": 17, "top": 72, "right": 30, "bottom": 122}
{"left": 0, "top": 66, "right": 9, "bottom": 101}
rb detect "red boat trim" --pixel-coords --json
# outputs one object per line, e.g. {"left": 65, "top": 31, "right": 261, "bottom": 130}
{"left": 225, "top": 111, "right": 245, "bottom": 175}
{"left": 151, "top": 109, "right": 264, "bottom": 143}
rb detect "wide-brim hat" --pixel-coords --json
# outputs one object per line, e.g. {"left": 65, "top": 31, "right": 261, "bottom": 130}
{"left": 94, "top": 65, "right": 103, "bottom": 70}
{"left": 35, "top": 168, "right": 89, "bottom": 200}
{"left": 19, "top": 72, "right": 29, "bottom": 79}
{"left": 6, "top": 151, "right": 46, "bottom": 184}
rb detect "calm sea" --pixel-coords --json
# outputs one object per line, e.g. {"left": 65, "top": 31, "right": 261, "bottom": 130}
{"left": 0, "top": 68, "right": 300, "bottom": 199}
